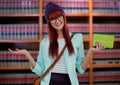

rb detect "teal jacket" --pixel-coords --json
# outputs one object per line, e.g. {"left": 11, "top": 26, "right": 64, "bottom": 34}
{"left": 31, "top": 33, "right": 85, "bottom": 85}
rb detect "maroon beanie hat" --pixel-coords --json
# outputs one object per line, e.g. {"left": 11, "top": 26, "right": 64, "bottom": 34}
{"left": 45, "top": 2, "right": 64, "bottom": 21}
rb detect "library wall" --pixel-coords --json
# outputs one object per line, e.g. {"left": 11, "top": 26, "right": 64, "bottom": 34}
{"left": 0, "top": 0, "right": 120, "bottom": 85}
{"left": 92, "top": 0, "right": 120, "bottom": 85}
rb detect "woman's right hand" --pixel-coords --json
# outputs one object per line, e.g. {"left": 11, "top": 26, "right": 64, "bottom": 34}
{"left": 8, "top": 48, "right": 28, "bottom": 55}
{"left": 8, "top": 48, "right": 36, "bottom": 68}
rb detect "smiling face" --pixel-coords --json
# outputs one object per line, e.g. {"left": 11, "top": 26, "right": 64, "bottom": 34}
{"left": 48, "top": 10, "right": 65, "bottom": 32}
{"left": 49, "top": 15, "right": 64, "bottom": 32}
{"left": 47, "top": 10, "right": 74, "bottom": 57}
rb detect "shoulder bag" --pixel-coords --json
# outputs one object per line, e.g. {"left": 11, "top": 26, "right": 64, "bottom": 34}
{"left": 33, "top": 34, "right": 74, "bottom": 85}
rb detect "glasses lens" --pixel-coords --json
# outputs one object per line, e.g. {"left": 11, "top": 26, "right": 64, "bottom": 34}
{"left": 50, "top": 15, "right": 63, "bottom": 24}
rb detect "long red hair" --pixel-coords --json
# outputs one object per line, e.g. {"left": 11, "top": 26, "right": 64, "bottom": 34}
{"left": 47, "top": 10, "right": 74, "bottom": 58}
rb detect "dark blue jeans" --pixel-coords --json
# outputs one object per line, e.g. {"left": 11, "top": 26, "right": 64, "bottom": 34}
{"left": 49, "top": 73, "right": 71, "bottom": 85}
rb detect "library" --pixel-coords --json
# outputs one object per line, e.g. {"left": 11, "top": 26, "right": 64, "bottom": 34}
{"left": 0, "top": 0, "right": 120, "bottom": 85}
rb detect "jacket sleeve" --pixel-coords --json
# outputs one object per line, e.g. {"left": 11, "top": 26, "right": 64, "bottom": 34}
{"left": 31, "top": 39, "right": 45, "bottom": 76}
{"left": 75, "top": 34, "right": 85, "bottom": 74}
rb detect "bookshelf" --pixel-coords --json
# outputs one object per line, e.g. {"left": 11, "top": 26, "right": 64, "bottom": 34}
{"left": 0, "top": 0, "right": 120, "bottom": 85}
{"left": 91, "top": 0, "right": 120, "bottom": 85}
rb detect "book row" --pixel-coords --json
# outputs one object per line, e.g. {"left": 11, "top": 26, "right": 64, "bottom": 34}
{"left": 1, "top": 0, "right": 120, "bottom": 14}
{"left": 1, "top": 23, "right": 119, "bottom": 40}
{"left": 0, "top": 0, "right": 39, "bottom": 14}
{"left": 93, "top": 0, "right": 120, "bottom": 13}
{"left": 78, "top": 70, "right": 120, "bottom": 82}
{"left": 0, "top": 49, "right": 119, "bottom": 66}
{"left": 0, "top": 69, "right": 120, "bottom": 85}
{"left": 0, "top": 71, "right": 37, "bottom": 85}
{"left": 0, "top": 24, "right": 39, "bottom": 40}
{"left": 0, "top": 23, "right": 119, "bottom": 32}
{"left": 0, "top": 50, "right": 38, "bottom": 66}
{"left": 90, "top": 49, "right": 120, "bottom": 64}
{"left": 44, "top": 0, "right": 120, "bottom": 14}
{"left": 43, "top": 0, "right": 88, "bottom": 14}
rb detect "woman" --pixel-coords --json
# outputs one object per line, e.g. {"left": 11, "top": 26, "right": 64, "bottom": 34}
{"left": 8, "top": 2, "right": 105, "bottom": 85}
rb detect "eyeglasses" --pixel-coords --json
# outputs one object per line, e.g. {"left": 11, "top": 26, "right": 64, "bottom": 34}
{"left": 48, "top": 15, "right": 63, "bottom": 24}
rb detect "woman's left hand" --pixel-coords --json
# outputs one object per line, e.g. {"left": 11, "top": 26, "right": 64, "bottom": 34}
{"left": 90, "top": 42, "right": 105, "bottom": 52}
{"left": 81, "top": 42, "right": 105, "bottom": 70}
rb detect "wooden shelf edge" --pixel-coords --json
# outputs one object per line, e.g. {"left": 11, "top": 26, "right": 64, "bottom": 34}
{"left": 0, "top": 38, "right": 89, "bottom": 43}
{"left": 0, "top": 39, "right": 40, "bottom": 43}
{"left": 0, "top": 13, "right": 39, "bottom": 17}
{"left": 83, "top": 38, "right": 90, "bottom": 42}
{"left": 93, "top": 64, "right": 120, "bottom": 68}
{"left": 66, "top": 13, "right": 89, "bottom": 17}
{"left": 0, "top": 66, "right": 30, "bottom": 70}
{"left": 42, "top": 13, "right": 89, "bottom": 17}
{"left": 115, "top": 38, "right": 120, "bottom": 42}
{"left": 93, "top": 13, "right": 120, "bottom": 17}
{"left": 0, "top": 38, "right": 119, "bottom": 43}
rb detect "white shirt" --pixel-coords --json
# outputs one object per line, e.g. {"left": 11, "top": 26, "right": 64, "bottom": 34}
{"left": 51, "top": 38, "right": 68, "bottom": 74}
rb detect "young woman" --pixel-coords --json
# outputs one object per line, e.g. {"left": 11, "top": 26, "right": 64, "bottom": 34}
{"left": 8, "top": 2, "right": 105, "bottom": 85}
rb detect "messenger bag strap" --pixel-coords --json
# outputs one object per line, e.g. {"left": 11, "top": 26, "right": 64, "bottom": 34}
{"left": 36, "top": 34, "right": 74, "bottom": 81}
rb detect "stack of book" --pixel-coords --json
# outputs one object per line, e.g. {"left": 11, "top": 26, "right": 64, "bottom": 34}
{"left": 93, "top": 0, "right": 120, "bottom": 14}
{"left": 0, "top": 24, "right": 39, "bottom": 40}
{"left": 0, "top": 50, "right": 38, "bottom": 66}
{"left": 43, "top": 23, "right": 89, "bottom": 38}
{"left": 43, "top": 0, "right": 89, "bottom": 14}
{"left": 93, "top": 68, "right": 120, "bottom": 85}
{"left": 0, "top": 70, "right": 37, "bottom": 85}
{"left": 0, "top": 0, "right": 39, "bottom": 14}
{"left": 93, "top": 24, "right": 120, "bottom": 38}
{"left": 93, "top": 49, "right": 120, "bottom": 64}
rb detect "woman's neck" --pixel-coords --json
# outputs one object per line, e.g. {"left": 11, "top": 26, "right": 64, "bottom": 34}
{"left": 57, "top": 31, "right": 64, "bottom": 39}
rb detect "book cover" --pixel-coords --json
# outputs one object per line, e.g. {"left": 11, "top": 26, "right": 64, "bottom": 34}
{"left": 93, "top": 34, "right": 115, "bottom": 48}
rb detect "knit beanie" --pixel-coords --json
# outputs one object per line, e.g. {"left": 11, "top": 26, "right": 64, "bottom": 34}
{"left": 45, "top": 2, "right": 64, "bottom": 21}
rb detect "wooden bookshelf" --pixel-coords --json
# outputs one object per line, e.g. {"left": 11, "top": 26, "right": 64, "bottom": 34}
{"left": 0, "top": 0, "right": 120, "bottom": 85}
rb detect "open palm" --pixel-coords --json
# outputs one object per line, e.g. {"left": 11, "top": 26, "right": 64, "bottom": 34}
{"left": 8, "top": 48, "right": 28, "bottom": 55}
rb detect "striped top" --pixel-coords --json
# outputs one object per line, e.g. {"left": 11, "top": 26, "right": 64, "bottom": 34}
{"left": 51, "top": 38, "right": 68, "bottom": 74}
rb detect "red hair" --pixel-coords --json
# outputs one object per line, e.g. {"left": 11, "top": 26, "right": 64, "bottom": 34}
{"left": 47, "top": 10, "right": 74, "bottom": 58}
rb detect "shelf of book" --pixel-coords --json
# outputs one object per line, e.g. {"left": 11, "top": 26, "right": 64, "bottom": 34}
{"left": 0, "top": 0, "right": 120, "bottom": 85}
{"left": 1, "top": 64, "right": 119, "bottom": 71}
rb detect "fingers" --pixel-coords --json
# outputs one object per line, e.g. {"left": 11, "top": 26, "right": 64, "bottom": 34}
{"left": 96, "top": 42, "right": 105, "bottom": 49}
{"left": 15, "top": 48, "right": 20, "bottom": 51}
{"left": 8, "top": 48, "right": 19, "bottom": 53}
{"left": 8, "top": 48, "right": 13, "bottom": 52}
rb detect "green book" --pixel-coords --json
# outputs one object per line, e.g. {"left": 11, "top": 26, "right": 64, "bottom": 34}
{"left": 93, "top": 34, "right": 115, "bottom": 48}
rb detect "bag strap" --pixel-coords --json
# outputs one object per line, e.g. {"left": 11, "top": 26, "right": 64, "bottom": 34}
{"left": 36, "top": 34, "right": 74, "bottom": 81}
